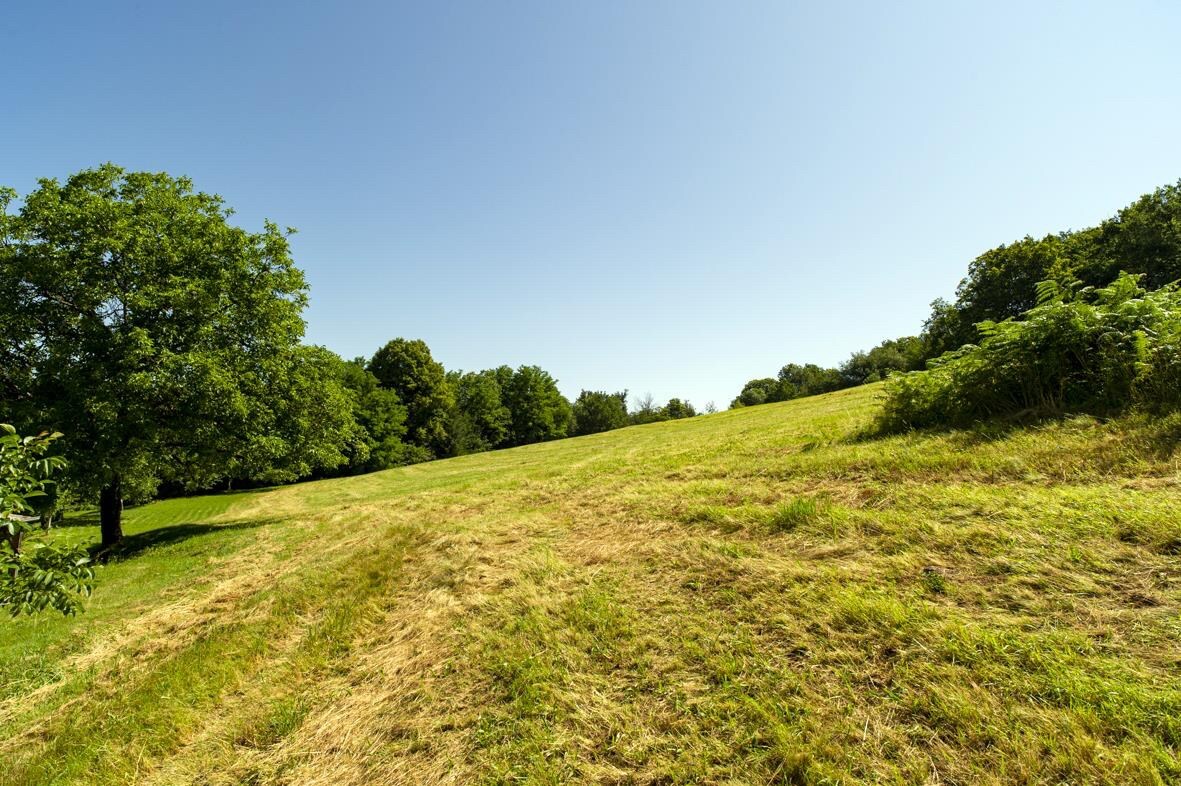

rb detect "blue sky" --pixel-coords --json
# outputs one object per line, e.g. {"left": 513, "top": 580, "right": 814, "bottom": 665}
{"left": 4, "top": 2, "right": 1181, "bottom": 409}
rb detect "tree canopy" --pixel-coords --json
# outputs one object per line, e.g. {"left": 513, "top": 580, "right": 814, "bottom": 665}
{"left": 0, "top": 165, "right": 355, "bottom": 546}
{"left": 503, "top": 366, "right": 573, "bottom": 446}
{"left": 449, "top": 369, "right": 512, "bottom": 453}
{"left": 368, "top": 338, "right": 453, "bottom": 457}
{"left": 661, "top": 398, "right": 697, "bottom": 420}
{"left": 336, "top": 359, "right": 414, "bottom": 472}
{"left": 572, "top": 390, "right": 629, "bottom": 435}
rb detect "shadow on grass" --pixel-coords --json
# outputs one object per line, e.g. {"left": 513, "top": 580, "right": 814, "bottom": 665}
{"left": 844, "top": 407, "right": 1061, "bottom": 445}
{"left": 840, "top": 420, "right": 1025, "bottom": 443}
{"left": 58, "top": 511, "right": 100, "bottom": 528}
{"left": 844, "top": 405, "right": 1181, "bottom": 463}
{"left": 57, "top": 486, "right": 281, "bottom": 529}
{"left": 89, "top": 519, "right": 273, "bottom": 561}
{"left": 1125, "top": 410, "right": 1181, "bottom": 459}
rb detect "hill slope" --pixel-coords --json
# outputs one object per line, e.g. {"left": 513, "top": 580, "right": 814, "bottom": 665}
{"left": 2, "top": 384, "right": 1180, "bottom": 785}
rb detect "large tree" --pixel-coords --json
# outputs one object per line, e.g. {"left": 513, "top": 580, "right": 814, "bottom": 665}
{"left": 337, "top": 358, "right": 414, "bottom": 472}
{"left": 0, "top": 165, "right": 353, "bottom": 548}
{"left": 661, "top": 398, "right": 697, "bottom": 420}
{"left": 777, "top": 363, "right": 843, "bottom": 399}
{"left": 367, "top": 338, "right": 453, "bottom": 457}
{"left": 731, "top": 363, "right": 844, "bottom": 409}
{"left": 572, "top": 390, "right": 629, "bottom": 435}
{"left": 448, "top": 369, "right": 511, "bottom": 453}
{"left": 502, "top": 366, "right": 572, "bottom": 446}
{"left": 839, "top": 335, "right": 925, "bottom": 387}
{"left": 731, "top": 378, "right": 781, "bottom": 408}
{"left": 226, "top": 345, "right": 367, "bottom": 486}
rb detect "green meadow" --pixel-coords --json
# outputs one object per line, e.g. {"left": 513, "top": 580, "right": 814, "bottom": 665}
{"left": 2, "top": 383, "right": 1180, "bottom": 785}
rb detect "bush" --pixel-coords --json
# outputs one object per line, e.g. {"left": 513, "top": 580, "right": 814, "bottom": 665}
{"left": 0, "top": 426, "right": 93, "bottom": 615}
{"left": 572, "top": 391, "right": 629, "bottom": 435}
{"left": 878, "top": 273, "right": 1181, "bottom": 431}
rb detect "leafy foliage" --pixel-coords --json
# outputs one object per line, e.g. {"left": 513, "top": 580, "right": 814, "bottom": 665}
{"left": 361, "top": 346, "right": 582, "bottom": 456}
{"left": 229, "top": 345, "right": 366, "bottom": 485}
{"left": 502, "top": 366, "right": 572, "bottom": 446}
{"left": 732, "top": 363, "right": 845, "bottom": 408}
{"left": 734, "top": 336, "right": 927, "bottom": 409}
{"left": 731, "top": 378, "right": 782, "bottom": 408}
{"left": 879, "top": 273, "right": 1181, "bottom": 430}
{"left": 449, "top": 370, "right": 512, "bottom": 453}
{"left": 839, "top": 336, "right": 925, "bottom": 386}
{"left": 334, "top": 359, "right": 412, "bottom": 471}
{"left": 0, "top": 426, "right": 92, "bottom": 616}
{"left": 777, "top": 363, "right": 842, "bottom": 399}
{"left": 367, "top": 338, "right": 453, "bottom": 457}
{"left": 572, "top": 391, "right": 629, "bottom": 435}
{"left": 661, "top": 398, "right": 697, "bottom": 420}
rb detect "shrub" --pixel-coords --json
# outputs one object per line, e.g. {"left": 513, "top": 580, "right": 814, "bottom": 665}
{"left": 0, "top": 426, "right": 93, "bottom": 615}
{"left": 878, "top": 273, "right": 1181, "bottom": 431}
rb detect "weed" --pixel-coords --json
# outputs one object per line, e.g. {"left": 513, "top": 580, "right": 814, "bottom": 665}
{"left": 766, "top": 497, "right": 824, "bottom": 532}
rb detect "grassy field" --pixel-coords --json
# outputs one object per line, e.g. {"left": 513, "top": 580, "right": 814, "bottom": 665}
{"left": 2, "top": 383, "right": 1180, "bottom": 785}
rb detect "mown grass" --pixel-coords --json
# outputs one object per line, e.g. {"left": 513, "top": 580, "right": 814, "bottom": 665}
{"left": 0, "top": 491, "right": 273, "bottom": 702}
{"left": 1, "top": 383, "right": 1179, "bottom": 784}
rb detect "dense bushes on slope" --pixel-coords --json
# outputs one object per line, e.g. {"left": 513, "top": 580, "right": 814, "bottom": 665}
{"left": 878, "top": 273, "right": 1181, "bottom": 430}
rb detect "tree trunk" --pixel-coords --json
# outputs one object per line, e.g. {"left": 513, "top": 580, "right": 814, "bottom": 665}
{"left": 100, "top": 476, "right": 123, "bottom": 549}
{"left": 4, "top": 529, "right": 19, "bottom": 582}
{"left": 5, "top": 529, "right": 23, "bottom": 556}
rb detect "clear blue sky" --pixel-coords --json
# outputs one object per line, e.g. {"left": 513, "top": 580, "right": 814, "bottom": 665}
{"left": 5, "top": 2, "right": 1181, "bottom": 409}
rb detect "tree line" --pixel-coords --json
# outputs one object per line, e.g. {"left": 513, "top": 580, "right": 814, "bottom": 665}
{"left": 731, "top": 337, "right": 926, "bottom": 408}
{"left": 326, "top": 340, "right": 704, "bottom": 478}
{"left": 733, "top": 180, "right": 1181, "bottom": 408}
{"left": 0, "top": 166, "right": 703, "bottom": 556}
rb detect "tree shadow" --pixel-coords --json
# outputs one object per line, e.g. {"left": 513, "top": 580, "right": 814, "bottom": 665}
{"left": 56, "top": 486, "right": 281, "bottom": 530}
{"left": 89, "top": 519, "right": 274, "bottom": 561}
{"left": 843, "top": 408, "right": 1082, "bottom": 446}
{"left": 57, "top": 511, "right": 100, "bottom": 528}
{"left": 844, "top": 405, "right": 1181, "bottom": 466}
{"left": 1125, "top": 411, "right": 1181, "bottom": 460}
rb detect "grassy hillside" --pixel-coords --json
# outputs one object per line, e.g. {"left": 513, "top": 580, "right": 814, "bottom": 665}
{"left": 2, "top": 384, "right": 1180, "bottom": 785}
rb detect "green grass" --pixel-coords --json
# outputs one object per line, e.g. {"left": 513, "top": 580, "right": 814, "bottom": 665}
{"left": 1, "top": 383, "right": 1179, "bottom": 784}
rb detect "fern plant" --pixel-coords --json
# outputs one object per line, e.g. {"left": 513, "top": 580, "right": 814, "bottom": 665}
{"left": 879, "top": 272, "right": 1181, "bottom": 430}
